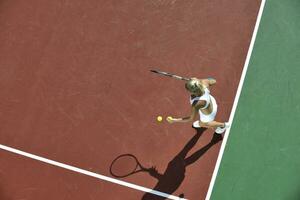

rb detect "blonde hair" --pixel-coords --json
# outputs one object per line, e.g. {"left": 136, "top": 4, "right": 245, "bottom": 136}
{"left": 185, "top": 79, "right": 204, "bottom": 94}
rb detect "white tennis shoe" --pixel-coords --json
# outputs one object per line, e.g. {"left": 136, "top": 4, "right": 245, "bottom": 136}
{"left": 215, "top": 122, "right": 230, "bottom": 134}
{"left": 192, "top": 120, "right": 201, "bottom": 128}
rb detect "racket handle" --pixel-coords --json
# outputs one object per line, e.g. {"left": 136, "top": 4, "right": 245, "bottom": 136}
{"left": 150, "top": 69, "right": 190, "bottom": 81}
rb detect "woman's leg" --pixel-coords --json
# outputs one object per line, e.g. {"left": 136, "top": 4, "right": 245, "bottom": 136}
{"left": 199, "top": 121, "right": 225, "bottom": 129}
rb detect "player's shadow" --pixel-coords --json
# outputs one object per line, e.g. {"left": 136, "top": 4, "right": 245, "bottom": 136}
{"left": 141, "top": 128, "right": 222, "bottom": 200}
{"left": 109, "top": 128, "right": 222, "bottom": 199}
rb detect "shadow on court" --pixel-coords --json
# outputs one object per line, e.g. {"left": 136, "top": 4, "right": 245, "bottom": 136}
{"left": 109, "top": 128, "right": 222, "bottom": 200}
{"left": 141, "top": 128, "right": 222, "bottom": 200}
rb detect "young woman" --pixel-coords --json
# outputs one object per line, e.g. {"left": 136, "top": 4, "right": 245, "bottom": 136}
{"left": 167, "top": 77, "right": 229, "bottom": 134}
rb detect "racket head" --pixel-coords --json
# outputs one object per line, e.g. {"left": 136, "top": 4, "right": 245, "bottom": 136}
{"left": 150, "top": 69, "right": 159, "bottom": 73}
{"left": 150, "top": 69, "right": 172, "bottom": 76}
{"left": 110, "top": 154, "right": 142, "bottom": 178}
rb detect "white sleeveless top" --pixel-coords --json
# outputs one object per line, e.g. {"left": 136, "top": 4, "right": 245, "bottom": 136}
{"left": 189, "top": 88, "right": 211, "bottom": 109}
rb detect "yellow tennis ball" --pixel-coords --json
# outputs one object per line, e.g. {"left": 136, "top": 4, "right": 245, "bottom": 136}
{"left": 167, "top": 116, "right": 173, "bottom": 121}
{"left": 157, "top": 116, "right": 163, "bottom": 122}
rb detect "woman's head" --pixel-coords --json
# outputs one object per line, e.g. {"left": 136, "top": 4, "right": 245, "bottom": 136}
{"left": 185, "top": 78, "right": 204, "bottom": 94}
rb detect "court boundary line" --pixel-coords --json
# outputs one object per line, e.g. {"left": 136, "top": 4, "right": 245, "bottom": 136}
{"left": 205, "top": 0, "right": 266, "bottom": 199}
{"left": 0, "top": 144, "right": 186, "bottom": 200}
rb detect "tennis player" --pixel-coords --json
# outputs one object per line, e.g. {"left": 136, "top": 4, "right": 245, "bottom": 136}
{"left": 167, "top": 77, "right": 229, "bottom": 134}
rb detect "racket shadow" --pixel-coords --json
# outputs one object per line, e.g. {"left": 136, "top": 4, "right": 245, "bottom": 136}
{"left": 141, "top": 128, "right": 223, "bottom": 200}
{"left": 108, "top": 128, "right": 222, "bottom": 200}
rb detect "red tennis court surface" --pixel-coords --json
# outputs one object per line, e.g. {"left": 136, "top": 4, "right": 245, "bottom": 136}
{"left": 0, "top": 0, "right": 260, "bottom": 199}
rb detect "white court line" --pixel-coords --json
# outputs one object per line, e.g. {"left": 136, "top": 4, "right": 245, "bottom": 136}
{"left": 0, "top": 144, "right": 187, "bottom": 200}
{"left": 205, "top": 0, "right": 267, "bottom": 199}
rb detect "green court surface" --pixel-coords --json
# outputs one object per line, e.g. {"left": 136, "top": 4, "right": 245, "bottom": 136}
{"left": 210, "top": 0, "right": 300, "bottom": 199}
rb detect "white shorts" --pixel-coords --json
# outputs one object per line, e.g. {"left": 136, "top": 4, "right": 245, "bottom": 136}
{"left": 199, "top": 95, "right": 218, "bottom": 123}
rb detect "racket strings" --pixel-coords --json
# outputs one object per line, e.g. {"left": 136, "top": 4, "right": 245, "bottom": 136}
{"left": 110, "top": 155, "right": 139, "bottom": 177}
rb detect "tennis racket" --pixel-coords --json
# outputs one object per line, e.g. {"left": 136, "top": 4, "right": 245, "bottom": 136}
{"left": 110, "top": 154, "right": 148, "bottom": 178}
{"left": 150, "top": 69, "right": 191, "bottom": 81}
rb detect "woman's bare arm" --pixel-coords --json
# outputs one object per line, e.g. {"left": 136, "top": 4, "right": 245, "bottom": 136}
{"left": 201, "top": 78, "right": 216, "bottom": 87}
{"left": 167, "top": 101, "right": 205, "bottom": 123}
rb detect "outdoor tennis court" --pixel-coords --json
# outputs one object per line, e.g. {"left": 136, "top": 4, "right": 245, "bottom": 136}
{"left": 1, "top": 0, "right": 299, "bottom": 199}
